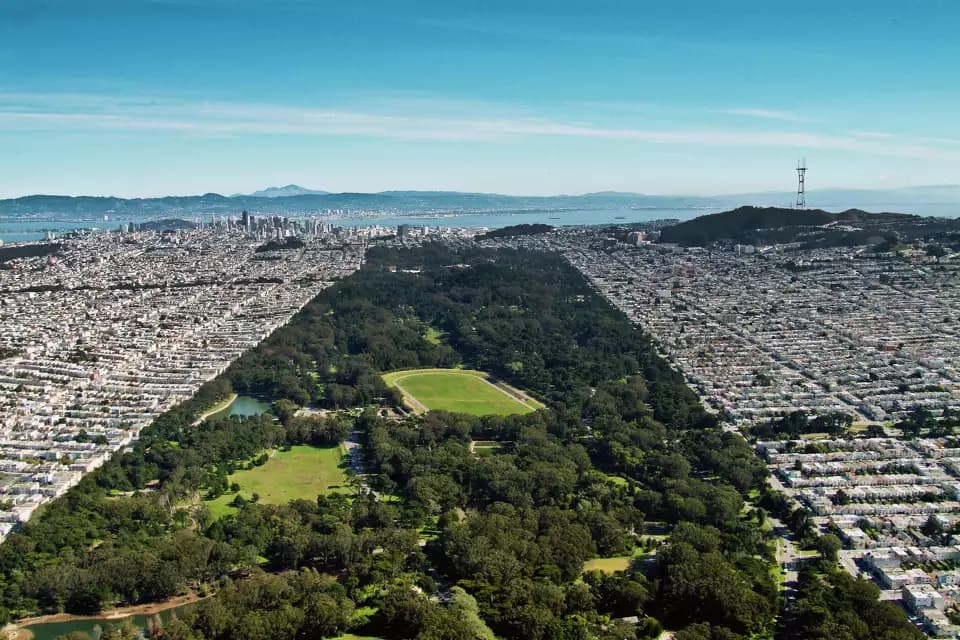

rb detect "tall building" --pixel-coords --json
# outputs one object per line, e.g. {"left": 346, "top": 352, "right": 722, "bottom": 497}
{"left": 241, "top": 210, "right": 250, "bottom": 230}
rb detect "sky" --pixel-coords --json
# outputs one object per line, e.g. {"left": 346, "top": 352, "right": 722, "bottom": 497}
{"left": 0, "top": 0, "right": 958, "bottom": 198}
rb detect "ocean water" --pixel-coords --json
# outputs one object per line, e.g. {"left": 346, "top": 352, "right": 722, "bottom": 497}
{"left": 0, "top": 219, "right": 112, "bottom": 243}
{"left": 330, "top": 207, "right": 716, "bottom": 229}
{"left": 268, "top": 202, "right": 960, "bottom": 230}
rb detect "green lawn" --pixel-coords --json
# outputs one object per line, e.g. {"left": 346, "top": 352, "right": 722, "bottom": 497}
{"left": 423, "top": 327, "right": 446, "bottom": 345}
{"left": 583, "top": 557, "right": 632, "bottom": 573}
{"left": 383, "top": 368, "right": 539, "bottom": 416}
{"left": 205, "top": 445, "right": 349, "bottom": 518}
{"left": 583, "top": 547, "right": 650, "bottom": 574}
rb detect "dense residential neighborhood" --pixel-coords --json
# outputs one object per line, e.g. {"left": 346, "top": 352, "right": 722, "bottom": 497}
{"left": 763, "top": 435, "right": 960, "bottom": 638}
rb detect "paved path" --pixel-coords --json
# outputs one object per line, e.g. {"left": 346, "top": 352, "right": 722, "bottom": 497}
{"left": 344, "top": 429, "right": 378, "bottom": 497}
{"left": 192, "top": 393, "right": 237, "bottom": 426}
{"left": 769, "top": 515, "right": 800, "bottom": 601}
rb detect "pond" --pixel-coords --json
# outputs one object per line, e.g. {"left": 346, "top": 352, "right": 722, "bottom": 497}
{"left": 24, "top": 603, "right": 197, "bottom": 640}
{"left": 211, "top": 394, "right": 271, "bottom": 420}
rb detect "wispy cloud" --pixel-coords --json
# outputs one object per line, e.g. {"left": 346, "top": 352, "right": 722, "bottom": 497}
{"left": 849, "top": 130, "right": 896, "bottom": 139}
{"left": 917, "top": 135, "right": 960, "bottom": 146}
{"left": 850, "top": 130, "right": 960, "bottom": 147}
{"left": 719, "top": 108, "right": 805, "bottom": 122}
{"left": 0, "top": 92, "right": 956, "bottom": 160}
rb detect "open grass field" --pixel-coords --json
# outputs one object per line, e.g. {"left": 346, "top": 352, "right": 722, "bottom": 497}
{"left": 382, "top": 368, "right": 542, "bottom": 416}
{"left": 205, "top": 444, "right": 349, "bottom": 518}
{"left": 583, "top": 557, "right": 632, "bottom": 573}
{"left": 583, "top": 547, "right": 651, "bottom": 574}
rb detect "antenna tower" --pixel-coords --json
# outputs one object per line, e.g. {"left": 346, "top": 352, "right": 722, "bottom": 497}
{"left": 796, "top": 158, "right": 807, "bottom": 209}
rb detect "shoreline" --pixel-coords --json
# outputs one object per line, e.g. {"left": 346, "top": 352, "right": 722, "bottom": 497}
{"left": 12, "top": 592, "right": 205, "bottom": 628}
{"left": 192, "top": 393, "right": 237, "bottom": 425}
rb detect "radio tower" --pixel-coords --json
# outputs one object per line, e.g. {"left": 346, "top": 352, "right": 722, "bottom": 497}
{"left": 796, "top": 158, "right": 807, "bottom": 209}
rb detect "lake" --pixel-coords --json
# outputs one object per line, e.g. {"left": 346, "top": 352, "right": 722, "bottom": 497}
{"left": 24, "top": 603, "right": 197, "bottom": 640}
{"left": 210, "top": 394, "right": 271, "bottom": 419}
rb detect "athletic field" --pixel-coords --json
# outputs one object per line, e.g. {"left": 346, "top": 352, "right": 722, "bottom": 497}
{"left": 382, "top": 368, "right": 541, "bottom": 416}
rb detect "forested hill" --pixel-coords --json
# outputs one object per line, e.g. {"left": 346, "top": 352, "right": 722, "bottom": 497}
{"left": 657, "top": 205, "right": 958, "bottom": 246}
{"left": 475, "top": 223, "right": 553, "bottom": 240}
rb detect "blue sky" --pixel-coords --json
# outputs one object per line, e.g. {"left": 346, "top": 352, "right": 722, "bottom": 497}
{"left": 0, "top": 0, "right": 958, "bottom": 197}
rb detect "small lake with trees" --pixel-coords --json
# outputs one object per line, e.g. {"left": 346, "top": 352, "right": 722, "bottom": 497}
{"left": 210, "top": 394, "right": 271, "bottom": 419}
{"left": 24, "top": 602, "right": 197, "bottom": 640}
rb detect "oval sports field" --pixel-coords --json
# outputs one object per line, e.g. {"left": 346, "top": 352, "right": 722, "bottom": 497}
{"left": 382, "top": 368, "right": 543, "bottom": 416}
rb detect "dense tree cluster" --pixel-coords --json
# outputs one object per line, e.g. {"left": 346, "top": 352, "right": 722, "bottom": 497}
{"left": 896, "top": 406, "right": 960, "bottom": 439}
{"left": 475, "top": 224, "right": 553, "bottom": 240}
{"left": 749, "top": 410, "right": 853, "bottom": 440}
{"left": 0, "top": 399, "right": 354, "bottom": 617}
{"left": 657, "top": 206, "right": 943, "bottom": 247}
{"left": 778, "top": 566, "right": 924, "bottom": 640}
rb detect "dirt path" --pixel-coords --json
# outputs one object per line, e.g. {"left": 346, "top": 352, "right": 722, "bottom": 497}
{"left": 483, "top": 377, "right": 543, "bottom": 411}
{"left": 391, "top": 378, "right": 430, "bottom": 413}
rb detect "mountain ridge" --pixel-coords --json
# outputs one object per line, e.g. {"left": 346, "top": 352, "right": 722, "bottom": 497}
{"left": 245, "top": 184, "right": 330, "bottom": 198}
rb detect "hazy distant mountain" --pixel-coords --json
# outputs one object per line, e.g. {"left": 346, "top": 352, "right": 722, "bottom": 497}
{"left": 246, "top": 185, "right": 329, "bottom": 198}
{"left": 0, "top": 185, "right": 957, "bottom": 220}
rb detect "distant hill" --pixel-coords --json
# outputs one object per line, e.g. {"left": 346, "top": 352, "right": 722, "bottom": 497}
{"left": 476, "top": 224, "right": 554, "bottom": 240}
{"left": 659, "top": 206, "right": 960, "bottom": 247}
{"left": 247, "top": 185, "right": 329, "bottom": 198}
{"left": 137, "top": 218, "right": 198, "bottom": 232}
